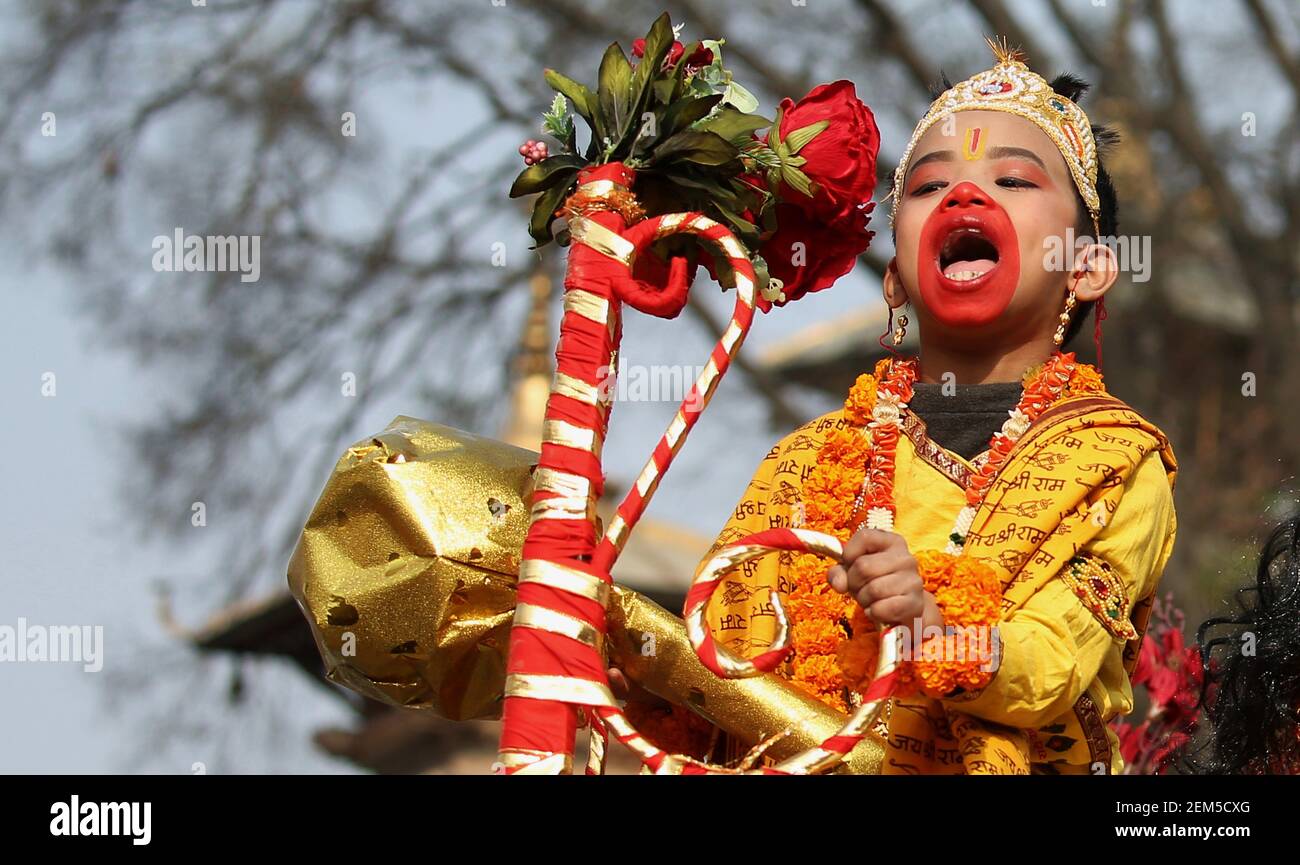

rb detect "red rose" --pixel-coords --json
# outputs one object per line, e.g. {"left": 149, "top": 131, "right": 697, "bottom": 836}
{"left": 769, "top": 80, "right": 880, "bottom": 224}
{"left": 756, "top": 200, "right": 874, "bottom": 312}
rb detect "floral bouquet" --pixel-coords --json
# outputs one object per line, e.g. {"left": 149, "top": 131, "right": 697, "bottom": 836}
{"left": 510, "top": 12, "right": 879, "bottom": 311}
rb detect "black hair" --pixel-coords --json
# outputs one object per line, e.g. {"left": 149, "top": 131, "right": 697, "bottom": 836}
{"left": 1047, "top": 73, "right": 1119, "bottom": 345}
{"left": 1176, "top": 513, "right": 1300, "bottom": 774}
{"left": 890, "top": 69, "right": 1120, "bottom": 346}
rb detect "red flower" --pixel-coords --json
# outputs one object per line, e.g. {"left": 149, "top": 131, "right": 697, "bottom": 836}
{"left": 1166, "top": 645, "right": 1205, "bottom": 725}
{"left": 1118, "top": 616, "right": 1207, "bottom": 772}
{"left": 631, "top": 39, "right": 712, "bottom": 73}
{"left": 684, "top": 44, "right": 713, "bottom": 72}
{"left": 704, "top": 87, "right": 879, "bottom": 311}
{"left": 1134, "top": 634, "right": 1181, "bottom": 707}
{"left": 1161, "top": 625, "right": 1185, "bottom": 657}
{"left": 756, "top": 200, "right": 874, "bottom": 312}
{"left": 1113, "top": 721, "right": 1146, "bottom": 764}
{"left": 769, "top": 80, "right": 880, "bottom": 224}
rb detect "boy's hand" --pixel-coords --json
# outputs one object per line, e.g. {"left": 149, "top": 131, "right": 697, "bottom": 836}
{"left": 826, "top": 528, "right": 944, "bottom": 631}
{"left": 606, "top": 665, "right": 669, "bottom": 709}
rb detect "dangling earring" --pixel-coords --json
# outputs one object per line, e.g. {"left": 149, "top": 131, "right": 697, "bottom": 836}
{"left": 1052, "top": 289, "right": 1077, "bottom": 346}
{"left": 892, "top": 309, "right": 909, "bottom": 346}
{"left": 878, "top": 303, "right": 909, "bottom": 356}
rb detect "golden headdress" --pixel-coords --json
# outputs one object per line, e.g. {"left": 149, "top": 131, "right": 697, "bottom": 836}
{"left": 890, "top": 37, "right": 1101, "bottom": 235}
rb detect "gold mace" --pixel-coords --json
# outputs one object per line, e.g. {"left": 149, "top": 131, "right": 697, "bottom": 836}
{"left": 287, "top": 416, "right": 884, "bottom": 773}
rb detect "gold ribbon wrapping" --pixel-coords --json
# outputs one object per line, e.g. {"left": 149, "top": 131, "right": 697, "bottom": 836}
{"left": 287, "top": 416, "right": 884, "bottom": 771}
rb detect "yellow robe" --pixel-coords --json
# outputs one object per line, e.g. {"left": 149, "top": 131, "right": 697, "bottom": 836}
{"left": 701, "top": 393, "right": 1178, "bottom": 774}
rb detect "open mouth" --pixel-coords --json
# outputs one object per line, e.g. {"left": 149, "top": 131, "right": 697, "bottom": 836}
{"left": 938, "top": 228, "right": 1000, "bottom": 282}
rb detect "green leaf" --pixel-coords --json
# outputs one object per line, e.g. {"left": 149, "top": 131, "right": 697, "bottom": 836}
{"left": 658, "top": 169, "right": 741, "bottom": 208}
{"left": 544, "top": 68, "right": 598, "bottom": 136}
{"left": 652, "top": 78, "right": 675, "bottom": 106}
{"left": 780, "top": 163, "right": 816, "bottom": 198}
{"left": 784, "top": 119, "right": 829, "bottom": 155}
{"left": 628, "top": 13, "right": 673, "bottom": 129}
{"left": 728, "top": 173, "right": 769, "bottom": 209}
{"left": 710, "top": 199, "right": 758, "bottom": 243}
{"left": 698, "top": 64, "right": 727, "bottom": 87}
{"left": 541, "top": 94, "right": 576, "bottom": 152}
{"left": 721, "top": 79, "right": 760, "bottom": 114}
{"left": 543, "top": 92, "right": 567, "bottom": 125}
{"left": 659, "top": 93, "right": 724, "bottom": 140}
{"left": 528, "top": 181, "right": 572, "bottom": 247}
{"left": 597, "top": 42, "right": 633, "bottom": 147}
{"left": 752, "top": 255, "right": 774, "bottom": 298}
{"left": 704, "top": 249, "right": 737, "bottom": 289}
{"left": 509, "top": 156, "right": 583, "bottom": 198}
{"left": 696, "top": 107, "right": 771, "bottom": 143}
{"left": 685, "top": 74, "right": 714, "bottom": 99}
{"left": 651, "top": 129, "right": 739, "bottom": 167}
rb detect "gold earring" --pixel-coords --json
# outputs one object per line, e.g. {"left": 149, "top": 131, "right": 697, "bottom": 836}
{"left": 892, "top": 310, "right": 909, "bottom": 345}
{"left": 1053, "top": 289, "right": 1077, "bottom": 346}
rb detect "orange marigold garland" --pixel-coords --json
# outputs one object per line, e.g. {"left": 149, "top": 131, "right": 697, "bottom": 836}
{"left": 808, "top": 351, "right": 1104, "bottom": 706}
{"left": 1065, "top": 361, "right": 1106, "bottom": 396}
{"left": 775, "top": 372, "right": 882, "bottom": 711}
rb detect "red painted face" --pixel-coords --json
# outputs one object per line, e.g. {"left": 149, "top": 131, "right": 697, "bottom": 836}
{"left": 915, "top": 180, "right": 1021, "bottom": 328}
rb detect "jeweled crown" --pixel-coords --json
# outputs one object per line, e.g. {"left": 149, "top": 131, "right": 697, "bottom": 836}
{"left": 890, "top": 37, "right": 1100, "bottom": 235}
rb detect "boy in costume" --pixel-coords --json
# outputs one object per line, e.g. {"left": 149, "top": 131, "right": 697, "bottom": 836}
{"left": 619, "top": 39, "right": 1178, "bottom": 775}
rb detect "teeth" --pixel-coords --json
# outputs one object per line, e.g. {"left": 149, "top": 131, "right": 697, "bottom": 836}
{"left": 945, "top": 270, "right": 984, "bottom": 282}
